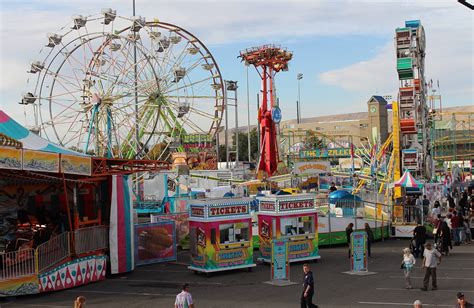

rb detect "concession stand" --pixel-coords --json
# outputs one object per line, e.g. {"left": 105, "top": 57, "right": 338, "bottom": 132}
{"left": 257, "top": 194, "right": 320, "bottom": 263}
{"left": 188, "top": 198, "right": 256, "bottom": 273}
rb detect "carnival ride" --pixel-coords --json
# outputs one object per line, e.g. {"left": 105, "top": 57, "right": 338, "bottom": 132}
{"left": 21, "top": 11, "right": 224, "bottom": 161}
{"left": 395, "top": 20, "right": 432, "bottom": 180}
{"left": 239, "top": 45, "right": 292, "bottom": 178}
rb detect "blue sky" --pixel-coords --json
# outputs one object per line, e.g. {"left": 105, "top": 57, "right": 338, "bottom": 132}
{"left": 0, "top": 0, "right": 472, "bottom": 128}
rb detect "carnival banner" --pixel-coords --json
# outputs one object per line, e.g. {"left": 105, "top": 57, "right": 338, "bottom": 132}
{"left": 293, "top": 161, "right": 330, "bottom": 175}
{"left": 60, "top": 154, "right": 91, "bottom": 176}
{"left": 134, "top": 221, "right": 177, "bottom": 265}
{"left": 109, "top": 175, "right": 135, "bottom": 274}
{"left": 0, "top": 146, "right": 22, "bottom": 170}
{"left": 22, "top": 149, "right": 59, "bottom": 173}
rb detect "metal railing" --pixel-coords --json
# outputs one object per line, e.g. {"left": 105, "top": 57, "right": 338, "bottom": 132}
{"left": 74, "top": 225, "right": 108, "bottom": 255}
{"left": 36, "top": 232, "right": 70, "bottom": 273}
{"left": 0, "top": 248, "right": 35, "bottom": 281}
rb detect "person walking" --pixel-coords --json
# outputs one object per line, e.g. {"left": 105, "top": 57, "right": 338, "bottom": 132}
{"left": 364, "top": 223, "right": 374, "bottom": 258}
{"left": 440, "top": 221, "right": 452, "bottom": 256}
{"left": 413, "top": 299, "right": 423, "bottom": 308}
{"left": 422, "top": 195, "right": 430, "bottom": 219}
{"left": 74, "top": 296, "right": 86, "bottom": 308}
{"left": 431, "top": 201, "right": 441, "bottom": 219}
{"left": 455, "top": 292, "right": 474, "bottom": 308}
{"left": 346, "top": 223, "right": 354, "bottom": 258}
{"left": 402, "top": 247, "right": 416, "bottom": 289}
{"left": 301, "top": 264, "right": 318, "bottom": 308}
{"left": 175, "top": 283, "right": 194, "bottom": 308}
{"left": 421, "top": 242, "right": 442, "bottom": 291}
{"left": 413, "top": 223, "right": 427, "bottom": 258}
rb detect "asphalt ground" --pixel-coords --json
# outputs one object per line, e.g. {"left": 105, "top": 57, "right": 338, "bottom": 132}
{"left": 1, "top": 238, "right": 473, "bottom": 308}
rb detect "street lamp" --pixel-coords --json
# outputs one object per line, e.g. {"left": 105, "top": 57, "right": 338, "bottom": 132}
{"left": 297, "top": 73, "right": 303, "bottom": 124}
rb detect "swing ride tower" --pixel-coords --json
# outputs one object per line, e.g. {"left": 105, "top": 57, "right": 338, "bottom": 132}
{"left": 239, "top": 45, "right": 292, "bottom": 178}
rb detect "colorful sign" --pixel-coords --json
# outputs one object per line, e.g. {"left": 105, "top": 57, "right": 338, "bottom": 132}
{"left": 22, "top": 149, "right": 59, "bottom": 173}
{"left": 134, "top": 221, "right": 177, "bottom": 266}
{"left": 279, "top": 200, "right": 314, "bottom": 212}
{"left": 209, "top": 204, "right": 249, "bottom": 217}
{"left": 190, "top": 206, "right": 205, "bottom": 217}
{"left": 300, "top": 147, "right": 366, "bottom": 159}
{"left": 272, "top": 106, "right": 282, "bottom": 124}
{"left": 0, "top": 146, "right": 22, "bottom": 170}
{"left": 294, "top": 161, "right": 330, "bottom": 175}
{"left": 259, "top": 201, "right": 276, "bottom": 212}
{"left": 151, "top": 212, "right": 189, "bottom": 244}
{"left": 61, "top": 154, "right": 91, "bottom": 175}
{"left": 271, "top": 239, "right": 289, "bottom": 280}
{"left": 182, "top": 134, "right": 214, "bottom": 150}
{"left": 351, "top": 231, "right": 367, "bottom": 272}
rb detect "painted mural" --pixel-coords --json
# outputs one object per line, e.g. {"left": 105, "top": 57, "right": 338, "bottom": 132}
{"left": 22, "top": 150, "right": 59, "bottom": 173}
{"left": 0, "top": 275, "right": 39, "bottom": 297}
{"left": 61, "top": 154, "right": 91, "bottom": 176}
{"left": 135, "top": 221, "right": 177, "bottom": 266}
{"left": 0, "top": 146, "right": 22, "bottom": 170}
{"left": 38, "top": 255, "right": 106, "bottom": 293}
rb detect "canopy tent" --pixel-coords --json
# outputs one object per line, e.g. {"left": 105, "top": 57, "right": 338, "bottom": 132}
{"left": 0, "top": 110, "right": 84, "bottom": 155}
{"left": 394, "top": 170, "right": 424, "bottom": 189}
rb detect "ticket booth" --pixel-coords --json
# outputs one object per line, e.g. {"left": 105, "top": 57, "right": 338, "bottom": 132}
{"left": 257, "top": 194, "right": 320, "bottom": 263}
{"left": 188, "top": 198, "right": 256, "bottom": 273}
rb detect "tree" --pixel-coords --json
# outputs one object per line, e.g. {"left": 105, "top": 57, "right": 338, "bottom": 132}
{"left": 218, "top": 128, "right": 259, "bottom": 162}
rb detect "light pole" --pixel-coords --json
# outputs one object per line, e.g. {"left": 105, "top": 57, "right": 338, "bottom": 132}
{"left": 297, "top": 73, "right": 303, "bottom": 124}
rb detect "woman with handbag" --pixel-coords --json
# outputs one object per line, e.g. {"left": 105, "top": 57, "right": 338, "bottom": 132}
{"left": 402, "top": 247, "right": 416, "bottom": 289}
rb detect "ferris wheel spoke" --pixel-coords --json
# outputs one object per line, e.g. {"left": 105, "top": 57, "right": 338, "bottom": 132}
{"left": 162, "top": 75, "right": 213, "bottom": 95}
{"left": 165, "top": 97, "right": 216, "bottom": 120}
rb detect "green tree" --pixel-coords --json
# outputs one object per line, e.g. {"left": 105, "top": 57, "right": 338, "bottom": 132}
{"left": 218, "top": 128, "right": 259, "bottom": 162}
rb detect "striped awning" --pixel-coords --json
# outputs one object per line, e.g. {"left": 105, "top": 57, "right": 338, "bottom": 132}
{"left": 394, "top": 170, "right": 423, "bottom": 188}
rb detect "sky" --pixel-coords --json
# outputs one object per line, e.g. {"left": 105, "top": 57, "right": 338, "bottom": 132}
{"left": 0, "top": 0, "right": 472, "bottom": 129}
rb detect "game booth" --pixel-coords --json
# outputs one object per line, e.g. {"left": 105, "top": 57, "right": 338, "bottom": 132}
{"left": 188, "top": 198, "right": 256, "bottom": 273}
{"left": 257, "top": 194, "right": 320, "bottom": 263}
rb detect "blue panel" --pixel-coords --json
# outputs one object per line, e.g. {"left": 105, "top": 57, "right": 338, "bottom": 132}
{"left": 405, "top": 20, "right": 421, "bottom": 28}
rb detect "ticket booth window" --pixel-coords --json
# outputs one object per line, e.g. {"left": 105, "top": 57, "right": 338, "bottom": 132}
{"left": 281, "top": 216, "right": 314, "bottom": 236}
{"left": 281, "top": 217, "right": 298, "bottom": 236}
{"left": 298, "top": 216, "right": 314, "bottom": 234}
{"left": 219, "top": 223, "right": 250, "bottom": 244}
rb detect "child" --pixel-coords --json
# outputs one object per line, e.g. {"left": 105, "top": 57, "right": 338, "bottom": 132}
{"left": 402, "top": 247, "right": 416, "bottom": 289}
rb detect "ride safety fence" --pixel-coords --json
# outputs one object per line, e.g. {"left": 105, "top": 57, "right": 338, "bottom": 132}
{"left": 0, "top": 225, "right": 108, "bottom": 282}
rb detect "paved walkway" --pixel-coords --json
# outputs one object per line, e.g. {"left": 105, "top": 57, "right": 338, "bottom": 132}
{"left": 2, "top": 239, "right": 473, "bottom": 307}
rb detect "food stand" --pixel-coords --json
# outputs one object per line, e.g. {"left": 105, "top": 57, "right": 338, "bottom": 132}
{"left": 257, "top": 194, "right": 320, "bottom": 263}
{"left": 188, "top": 198, "right": 256, "bottom": 273}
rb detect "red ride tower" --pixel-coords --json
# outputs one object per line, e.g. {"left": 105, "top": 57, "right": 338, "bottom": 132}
{"left": 240, "top": 45, "right": 292, "bottom": 178}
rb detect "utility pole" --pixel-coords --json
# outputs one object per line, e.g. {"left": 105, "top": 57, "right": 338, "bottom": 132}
{"left": 297, "top": 73, "right": 303, "bottom": 124}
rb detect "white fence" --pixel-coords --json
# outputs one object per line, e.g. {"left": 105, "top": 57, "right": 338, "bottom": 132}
{"left": 36, "top": 232, "right": 70, "bottom": 273}
{"left": 74, "top": 225, "right": 108, "bottom": 255}
{"left": 0, "top": 248, "right": 35, "bottom": 280}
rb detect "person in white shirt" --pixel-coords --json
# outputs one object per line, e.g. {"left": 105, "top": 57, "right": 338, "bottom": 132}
{"left": 402, "top": 248, "right": 416, "bottom": 289}
{"left": 421, "top": 242, "right": 441, "bottom": 291}
{"left": 175, "top": 283, "right": 194, "bottom": 308}
{"left": 431, "top": 201, "right": 441, "bottom": 219}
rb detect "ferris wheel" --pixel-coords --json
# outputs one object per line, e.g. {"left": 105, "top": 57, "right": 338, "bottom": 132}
{"left": 22, "top": 10, "right": 224, "bottom": 160}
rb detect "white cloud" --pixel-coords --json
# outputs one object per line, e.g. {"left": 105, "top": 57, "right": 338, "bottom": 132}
{"left": 318, "top": 2, "right": 473, "bottom": 107}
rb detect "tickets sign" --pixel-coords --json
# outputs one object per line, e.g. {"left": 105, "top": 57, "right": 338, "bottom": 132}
{"left": 209, "top": 205, "right": 249, "bottom": 217}
{"left": 278, "top": 200, "right": 314, "bottom": 212}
